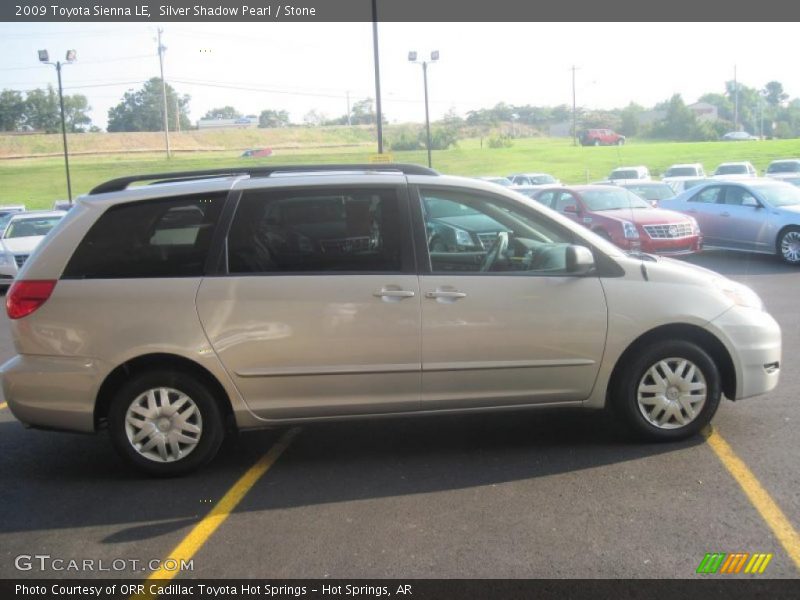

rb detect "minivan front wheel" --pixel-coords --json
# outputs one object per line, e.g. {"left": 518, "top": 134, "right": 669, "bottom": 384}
{"left": 108, "top": 370, "right": 224, "bottom": 476}
{"left": 612, "top": 341, "right": 721, "bottom": 441}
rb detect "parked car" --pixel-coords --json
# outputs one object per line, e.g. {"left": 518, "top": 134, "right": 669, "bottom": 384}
{"left": 712, "top": 162, "right": 757, "bottom": 179}
{"left": 660, "top": 178, "right": 800, "bottom": 264}
{"left": 241, "top": 148, "right": 273, "bottom": 158}
{"left": 578, "top": 129, "right": 625, "bottom": 146}
{"left": 0, "top": 165, "right": 780, "bottom": 475}
{"left": 722, "top": 131, "right": 759, "bottom": 141}
{"left": 0, "top": 210, "right": 66, "bottom": 291}
{"left": 475, "top": 176, "right": 513, "bottom": 187}
{"left": 52, "top": 200, "right": 74, "bottom": 211}
{"left": 665, "top": 177, "right": 709, "bottom": 195}
{"left": 533, "top": 185, "right": 701, "bottom": 256}
{"left": 613, "top": 182, "right": 676, "bottom": 207}
{"left": 663, "top": 163, "right": 706, "bottom": 180}
{"left": 765, "top": 159, "right": 800, "bottom": 180}
{"left": 607, "top": 166, "right": 651, "bottom": 183}
{"left": 0, "top": 204, "right": 26, "bottom": 218}
{"left": 507, "top": 173, "right": 561, "bottom": 187}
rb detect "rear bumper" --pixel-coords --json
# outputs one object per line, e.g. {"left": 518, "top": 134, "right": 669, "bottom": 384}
{"left": 706, "top": 306, "right": 782, "bottom": 400}
{"left": 0, "top": 354, "right": 105, "bottom": 432}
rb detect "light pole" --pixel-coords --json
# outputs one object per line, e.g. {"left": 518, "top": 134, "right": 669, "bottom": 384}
{"left": 38, "top": 49, "right": 76, "bottom": 204}
{"left": 408, "top": 50, "right": 439, "bottom": 168}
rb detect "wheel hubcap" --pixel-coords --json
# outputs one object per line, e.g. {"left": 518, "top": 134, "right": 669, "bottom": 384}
{"left": 781, "top": 231, "right": 800, "bottom": 263}
{"left": 124, "top": 387, "right": 203, "bottom": 463}
{"left": 636, "top": 358, "right": 707, "bottom": 429}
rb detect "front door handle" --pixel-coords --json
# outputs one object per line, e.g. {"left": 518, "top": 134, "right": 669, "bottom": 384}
{"left": 425, "top": 290, "right": 467, "bottom": 300}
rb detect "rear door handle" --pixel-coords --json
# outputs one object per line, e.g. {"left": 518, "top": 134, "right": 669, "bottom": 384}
{"left": 425, "top": 290, "right": 467, "bottom": 300}
{"left": 720, "top": 212, "right": 731, "bottom": 217}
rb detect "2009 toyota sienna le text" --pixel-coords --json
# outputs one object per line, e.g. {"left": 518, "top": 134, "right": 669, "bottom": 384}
{"left": 0, "top": 164, "right": 782, "bottom": 475}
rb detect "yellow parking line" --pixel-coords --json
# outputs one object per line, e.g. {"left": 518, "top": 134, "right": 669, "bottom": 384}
{"left": 135, "top": 427, "right": 300, "bottom": 594}
{"left": 703, "top": 425, "right": 800, "bottom": 572}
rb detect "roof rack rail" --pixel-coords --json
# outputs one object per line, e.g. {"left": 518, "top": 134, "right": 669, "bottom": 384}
{"left": 88, "top": 163, "right": 438, "bottom": 195}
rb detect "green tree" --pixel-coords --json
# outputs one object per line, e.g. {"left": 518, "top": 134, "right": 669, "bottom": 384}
{"left": 107, "top": 78, "right": 190, "bottom": 132}
{"left": 62, "top": 94, "right": 92, "bottom": 132}
{"left": 24, "top": 86, "right": 60, "bottom": 133}
{"left": 618, "top": 102, "right": 643, "bottom": 137}
{"left": 650, "top": 94, "right": 705, "bottom": 140}
{"left": 0, "top": 89, "right": 26, "bottom": 131}
{"left": 202, "top": 106, "right": 241, "bottom": 119}
{"left": 763, "top": 81, "right": 788, "bottom": 107}
{"left": 258, "top": 109, "right": 290, "bottom": 128}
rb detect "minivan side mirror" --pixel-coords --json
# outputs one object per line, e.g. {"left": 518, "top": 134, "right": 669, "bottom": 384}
{"left": 563, "top": 204, "right": 578, "bottom": 214}
{"left": 566, "top": 245, "right": 595, "bottom": 275}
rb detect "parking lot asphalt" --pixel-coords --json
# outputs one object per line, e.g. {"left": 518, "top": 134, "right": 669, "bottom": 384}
{"left": 0, "top": 249, "right": 798, "bottom": 580}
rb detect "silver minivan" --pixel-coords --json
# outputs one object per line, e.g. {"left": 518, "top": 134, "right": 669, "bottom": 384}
{"left": 0, "top": 165, "right": 782, "bottom": 475}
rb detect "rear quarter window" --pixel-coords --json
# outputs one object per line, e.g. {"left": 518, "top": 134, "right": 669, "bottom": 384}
{"left": 63, "top": 193, "right": 225, "bottom": 279}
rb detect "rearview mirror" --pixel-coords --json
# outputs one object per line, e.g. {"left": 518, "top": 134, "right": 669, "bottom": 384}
{"left": 742, "top": 197, "right": 759, "bottom": 208}
{"left": 563, "top": 204, "right": 578, "bottom": 214}
{"left": 566, "top": 245, "right": 595, "bottom": 275}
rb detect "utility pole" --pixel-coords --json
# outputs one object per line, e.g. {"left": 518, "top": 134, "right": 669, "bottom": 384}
{"left": 571, "top": 65, "right": 578, "bottom": 146}
{"left": 39, "top": 49, "right": 75, "bottom": 203}
{"left": 408, "top": 51, "right": 439, "bottom": 168}
{"left": 371, "top": 0, "right": 384, "bottom": 153}
{"left": 175, "top": 95, "right": 181, "bottom": 133}
{"left": 346, "top": 91, "right": 351, "bottom": 126}
{"left": 733, "top": 64, "right": 738, "bottom": 131}
{"left": 157, "top": 28, "right": 171, "bottom": 158}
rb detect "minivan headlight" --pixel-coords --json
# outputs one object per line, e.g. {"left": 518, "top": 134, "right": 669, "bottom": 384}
{"left": 621, "top": 220, "right": 640, "bottom": 240}
{"left": 713, "top": 278, "right": 763, "bottom": 310}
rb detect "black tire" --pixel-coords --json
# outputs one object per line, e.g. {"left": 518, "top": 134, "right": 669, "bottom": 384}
{"left": 611, "top": 340, "right": 722, "bottom": 441}
{"left": 777, "top": 226, "right": 800, "bottom": 265}
{"left": 108, "top": 369, "right": 225, "bottom": 476}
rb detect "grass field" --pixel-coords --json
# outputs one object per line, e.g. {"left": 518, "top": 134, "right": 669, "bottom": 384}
{"left": 2, "top": 134, "right": 800, "bottom": 209}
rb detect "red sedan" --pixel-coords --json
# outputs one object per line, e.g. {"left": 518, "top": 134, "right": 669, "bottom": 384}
{"left": 533, "top": 185, "right": 702, "bottom": 255}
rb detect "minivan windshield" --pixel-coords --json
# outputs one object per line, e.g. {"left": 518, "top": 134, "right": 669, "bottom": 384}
{"left": 752, "top": 183, "right": 800, "bottom": 207}
{"left": 581, "top": 189, "right": 651, "bottom": 211}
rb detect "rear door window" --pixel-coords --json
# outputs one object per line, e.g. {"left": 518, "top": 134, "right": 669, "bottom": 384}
{"left": 227, "top": 187, "right": 407, "bottom": 274}
{"left": 63, "top": 193, "right": 226, "bottom": 278}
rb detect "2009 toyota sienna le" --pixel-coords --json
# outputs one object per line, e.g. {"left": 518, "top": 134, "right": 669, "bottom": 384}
{"left": 0, "top": 164, "right": 782, "bottom": 475}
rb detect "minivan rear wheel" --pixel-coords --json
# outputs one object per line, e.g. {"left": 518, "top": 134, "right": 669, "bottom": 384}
{"left": 611, "top": 340, "right": 721, "bottom": 441}
{"left": 108, "top": 370, "right": 224, "bottom": 476}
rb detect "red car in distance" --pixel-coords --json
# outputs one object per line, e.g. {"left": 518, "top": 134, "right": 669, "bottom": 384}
{"left": 578, "top": 128, "right": 626, "bottom": 146}
{"left": 533, "top": 185, "right": 702, "bottom": 256}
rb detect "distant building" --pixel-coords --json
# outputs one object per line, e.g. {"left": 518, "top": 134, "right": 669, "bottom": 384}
{"left": 197, "top": 116, "right": 258, "bottom": 130}
{"left": 688, "top": 102, "right": 719, "bottom": 122}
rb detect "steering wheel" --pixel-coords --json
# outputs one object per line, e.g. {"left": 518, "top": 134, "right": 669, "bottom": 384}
{"left": 480, "top": 231, "right": 509, "bottom": 272}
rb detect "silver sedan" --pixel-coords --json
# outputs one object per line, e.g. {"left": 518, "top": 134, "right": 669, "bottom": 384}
{"left": 659, "top": 178, "right": 800, "bottom": 264}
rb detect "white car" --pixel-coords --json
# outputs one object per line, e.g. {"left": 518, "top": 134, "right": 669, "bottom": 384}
{"left": 712, "top": 162, "right": 757, "bottom": 179}
{"left": 0, "top": 211, "right": 66, "bottom": 290}
{"left": 607, "top": 165, "right": 651, "bottom": 184}
{"left": 662, "top": 163, "right": 706, "bottom": 182}
{"left": 507, "top": 173, "right": 561, "bottom": 187}
{"left": 665, "top": 177, "right": 708, "bottom": 195}
{"left": 722, "top": 131, "right": 759, "bottom": 141}
{"left": 765, "top": 159, "right": 800, "bottom": 181}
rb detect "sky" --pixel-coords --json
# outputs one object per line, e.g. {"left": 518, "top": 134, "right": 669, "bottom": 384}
{"left": 0, "top": 22, "right": 797, "bottom": 130}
